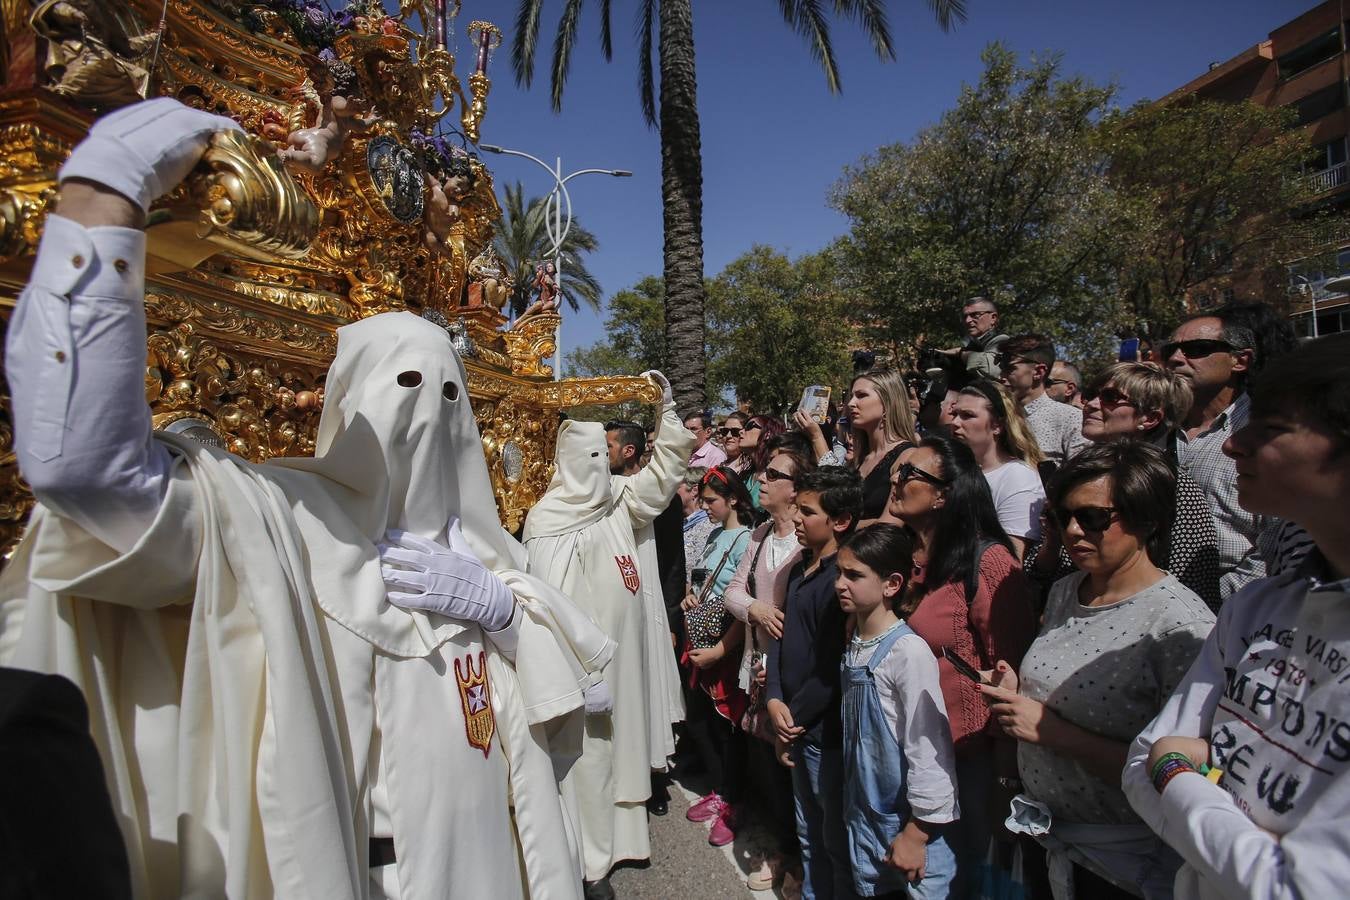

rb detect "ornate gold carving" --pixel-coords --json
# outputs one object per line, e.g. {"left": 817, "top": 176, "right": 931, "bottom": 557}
{"left": 502, "top": 312, "right": 560, "bottom": 378}
{"left": 146, "top": 290, "right": 338, "bottom": 359}
{"left": 181, "top": 266, "right": 354, "bottom": 319}
{"left": 0, "top": 184, "right": 56, "bottom": 262}
{"left": 146, "top": 324, "right": 325, "bottom": 462}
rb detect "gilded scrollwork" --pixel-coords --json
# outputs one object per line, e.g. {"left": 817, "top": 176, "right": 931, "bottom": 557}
{"left": 502, "top": 312, "right": 560, "bottom": 378}
{"left": 0, "top": 0, "right": 653, "bottom": 549}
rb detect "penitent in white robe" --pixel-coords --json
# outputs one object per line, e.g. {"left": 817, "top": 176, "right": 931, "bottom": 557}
{"left": 622, "top": 488, "right": 686, "bottom": 769}
{"left": 522, "top": 402, "right": 692, "bottom": 881}
{"left": 0, "top": 311, "right": 612, "bottom": 900}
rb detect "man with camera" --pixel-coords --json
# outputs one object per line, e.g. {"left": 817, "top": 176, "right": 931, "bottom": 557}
{"left": 939, "top": 296, "right": 1009, "bottom": 380}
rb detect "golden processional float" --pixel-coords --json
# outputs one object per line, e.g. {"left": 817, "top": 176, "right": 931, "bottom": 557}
{"left": 0, "top": 0, "right": 657, "bottom": 554}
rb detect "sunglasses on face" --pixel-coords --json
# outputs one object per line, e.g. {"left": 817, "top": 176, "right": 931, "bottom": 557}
{"left": 894, "top": 461, "right": 950, "bottom": 487}
{"left": 1161, "top": 339, "right": 1234, "bottom": 360}
{"left": 743, "top": 422, "right": 763, "bottom": 432}
{"left": 1045, "top": 378, "right": 1072, "bottom": 387}
{"left": 764, "top": 467, "right": 794, "bottom": 482}
{"left": 1083, "top": 386, "right": 1135, "bottom": 410}
{"left": 996, "top": 355, "right": 1035, "bottom": 370}
{"left": 963, "top": 310, "right": 994, "bottom": 320}
{"left": 717, "top": 427, "right": 742, "bottom": 438}
{"left": 1047, "top": 505, "right": 1119, "bottom": 533}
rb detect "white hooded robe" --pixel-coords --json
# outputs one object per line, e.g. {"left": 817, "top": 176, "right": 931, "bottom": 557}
{"left": 520, "top": 403, "right": 692, "bottom": 881}
{"left": 0, "top": 312, "right": 613, "bottom": 900}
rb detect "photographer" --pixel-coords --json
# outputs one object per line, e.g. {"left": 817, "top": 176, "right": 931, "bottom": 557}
{"left": 939, "top": 296, "right": 1009, "bottom": 380}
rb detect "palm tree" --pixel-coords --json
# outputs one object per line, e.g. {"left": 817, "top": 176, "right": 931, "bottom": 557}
{"left": 511, "top": 1, "right": 966, "bottom": 412}
{"left": 493, "top": 180, "right": 604, "bottom": 317}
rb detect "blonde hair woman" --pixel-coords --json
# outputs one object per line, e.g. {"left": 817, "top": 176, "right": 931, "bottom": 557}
{"left": 846, "top": 366, "right": 919, "bottom": 525}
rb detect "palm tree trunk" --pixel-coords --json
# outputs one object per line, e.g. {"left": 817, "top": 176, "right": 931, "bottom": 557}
{"left": 658, "top": 0, "right": 706, "bottom": 415}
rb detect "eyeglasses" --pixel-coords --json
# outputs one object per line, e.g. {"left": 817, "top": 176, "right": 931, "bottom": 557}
{"left": 764, "top": 466, "right": 794, "bottom": 482}
{"left": 717, "top": 427, "right": 742, "bottom": 438}
{"left": 1045, "top": 378, "right": 1072, "bottom": 387}
{"left": 743, "top": 422, "right": 762, "bottom": 432}
{"left": 1083, "top": 386, "right": 1135, "bottom": 410}
{"left": 1160, "top": 339, "right": 1234, "bottom": 360}
{"left": 1047, "top": 505, "right": 1119, "bottom": 533}
{"left": 894, "top": 462, "right": 950, "bottom": 487}
{"left": 963, "top": 310, "right": 995, "bottom": 321}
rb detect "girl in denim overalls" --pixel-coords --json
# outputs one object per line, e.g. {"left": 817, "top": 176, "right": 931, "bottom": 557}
{"left": 836, "top": 525, "right": 959, "bottom": 899}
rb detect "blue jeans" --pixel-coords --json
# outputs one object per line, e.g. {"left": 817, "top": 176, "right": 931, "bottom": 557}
{"left": 791, "top": 740, "right": 859, "bottom": 900}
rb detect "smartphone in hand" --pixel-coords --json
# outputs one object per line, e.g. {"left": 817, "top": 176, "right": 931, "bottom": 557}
{"left": 942, "top": 646, "right": 988, "bottom": 684}
{"left": 798, "top": 385, "right": 831, "bottom": 424}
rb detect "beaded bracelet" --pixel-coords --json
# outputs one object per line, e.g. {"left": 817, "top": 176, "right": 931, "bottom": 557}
{"left": 1150, "top": 752, "right": 1196, "bottom": 794}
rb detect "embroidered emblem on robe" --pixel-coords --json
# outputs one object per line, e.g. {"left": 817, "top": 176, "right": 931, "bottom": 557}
{"left": 455, "top": 651, "right": 495, "bottom": 758}
{"left": 615, "top": 554, "right": 641, "bottom": 594}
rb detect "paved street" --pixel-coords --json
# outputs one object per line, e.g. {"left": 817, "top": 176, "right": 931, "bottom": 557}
{"left": 609, "top": 771, "right": 788, "bottom": 900}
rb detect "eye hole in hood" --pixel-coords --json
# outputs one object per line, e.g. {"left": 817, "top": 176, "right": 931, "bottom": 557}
{"left": 443, "top": 381, "right": 459, "bottom": 401}
{"left": 397, "top": 370, "right": 422, "bottom": 387}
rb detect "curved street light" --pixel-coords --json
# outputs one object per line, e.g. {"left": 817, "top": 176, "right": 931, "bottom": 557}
{"left": 479, "top": 143, "right": 632, "bottom": 379}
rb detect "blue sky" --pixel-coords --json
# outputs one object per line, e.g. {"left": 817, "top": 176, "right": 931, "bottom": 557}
{"left": 452, "top": 0, "right": 1313, "bottom": 367}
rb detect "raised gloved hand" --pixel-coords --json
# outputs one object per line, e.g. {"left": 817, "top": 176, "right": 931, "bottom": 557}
{"left": 59, "top": 97, "right": 243, "bottom": 213}
{"left": 641, "top": 369, "right": 673, "bottom": 406}
{"left": 379, "top": 522, "right": 515, "bottom": 631}
{"left": 583, "top": 680, "right": 614, "bottom": 715}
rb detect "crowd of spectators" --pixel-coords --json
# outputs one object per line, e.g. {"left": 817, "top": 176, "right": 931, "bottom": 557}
{"left": 614, "top": 294, "right": 1350, "bottom": 900}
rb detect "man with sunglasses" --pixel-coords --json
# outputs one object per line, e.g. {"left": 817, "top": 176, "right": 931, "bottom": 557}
{"left": 1124, "top": 332, "right": 1350, "bottom": 900}
{"left": 684, "top": 411, "right": 727, "bottom": 470}
{"left": 998, "top": 334, "right": 1088, "bottom": 467}
{"left": 938, "top": 296, "right": 1010, "bottom": 380}
{"left": 1164, "top": 313, "right": 1277, "bottom": 599}
{"left": 1046, "top": 361, "right": 1083, "bottom": 409}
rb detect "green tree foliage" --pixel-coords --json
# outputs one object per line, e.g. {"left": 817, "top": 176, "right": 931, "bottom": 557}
{"left": 512, "top": 0, "right": 965, "bottom": 414}
{"left": 831, "top": 43, "right": 1130, "bottom": 362}
{"left": 706, "top": 246, "right": 853, "bottom": 416}
{"left": 1101, "top": 98, "right": 1312, "bottom": 336}
{"left": 564, "top": 276, "right": 668, "bottom": 422}
{"left": 493, "top": 181, "right": 602, "bottom": 316}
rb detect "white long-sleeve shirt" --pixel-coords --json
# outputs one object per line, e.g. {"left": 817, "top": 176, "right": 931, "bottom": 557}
{"left": 1123, "top": 551, "right": 1350, "bottom": 899}
{"left": 5, "top": 214, "right": 169, "bottom": 552}
{"left": 846, "top": 627, "right": 959, "bottom": 823}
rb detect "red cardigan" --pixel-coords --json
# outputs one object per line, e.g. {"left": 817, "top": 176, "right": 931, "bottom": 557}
{"left": 906, "top": 543, "right": 1037, "bottom": 748}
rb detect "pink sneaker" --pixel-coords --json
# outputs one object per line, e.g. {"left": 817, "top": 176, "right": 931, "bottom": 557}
{"left": 686, "top": 791, "right": 727, "bottom": 823}
{"left": 708, "top": 805, "right": 738, "bottom": 847}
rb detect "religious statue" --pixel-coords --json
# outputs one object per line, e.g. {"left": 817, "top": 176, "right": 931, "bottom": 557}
{"left": 281, "top": 53, "right": 370, "bottom": 173}
{"left": 467, "top": 245, "right": 513, "bottom": 311}
{"left": 522, "top": 261, "right": 558, "bottom": 317}
{"left": 29, "top": 0, "right": 159, "bottom": 108}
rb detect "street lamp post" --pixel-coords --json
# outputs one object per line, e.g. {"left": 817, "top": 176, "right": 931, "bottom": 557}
{"left": 479, "top": 143, "right": 632, "bottom": 379}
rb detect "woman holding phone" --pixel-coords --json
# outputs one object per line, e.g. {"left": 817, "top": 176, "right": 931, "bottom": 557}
{"left": 978, "top": 443, "right": 1213, "bottom": 897}
{"left": 886, "top": 435, "right": 1037, "bottom": 895}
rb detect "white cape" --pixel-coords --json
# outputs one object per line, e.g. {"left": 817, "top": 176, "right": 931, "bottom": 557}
{"left": 522, "top": 402, "right": 692, "bottom": 880}
{"left": 0, "top": 313, "right": 613, "bottom": 900}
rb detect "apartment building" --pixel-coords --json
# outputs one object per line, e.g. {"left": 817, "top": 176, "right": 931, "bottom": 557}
{"left": 1164, "top": 1, "right": 1350, "bottom": 336}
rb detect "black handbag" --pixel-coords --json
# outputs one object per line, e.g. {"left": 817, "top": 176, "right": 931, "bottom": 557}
{"left": 683, "top": 531, "right": 749, "bottom": 649}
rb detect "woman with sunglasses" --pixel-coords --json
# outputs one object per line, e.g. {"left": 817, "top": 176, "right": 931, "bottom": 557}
{"left": 886, "top": 435, "right": 1038, "bottom": 896}
{"left": 740, "top": 414, "right": 786, "bottom": 509}
{"left": 722, "top": 433, "right": 816, "bottom": 892}
{"left": 949, "top": 380, "right": 1046, "bottom": 560}
{"left": 977, "top": 442, "right": 1214, "bottom": 898}
{"left": 1027, "top": 363, "right": 1222, "bottom": 609}
{"left": 718, "top": 412, "right": 751, "bottom": 474}
{"left": 680, "top": 465, "right": 755, "bottom": 849}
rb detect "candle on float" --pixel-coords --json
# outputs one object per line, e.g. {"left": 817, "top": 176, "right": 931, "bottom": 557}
{"left": 475, "top": 29, "right": 490, "bottom": 75}
{"left": 436, "top": 0, "right": 448, "bottom": 49}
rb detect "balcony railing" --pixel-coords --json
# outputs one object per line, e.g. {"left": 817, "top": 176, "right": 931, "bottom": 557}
{"left": 1307, "top": 162, "right": 1348, "bottom": 193}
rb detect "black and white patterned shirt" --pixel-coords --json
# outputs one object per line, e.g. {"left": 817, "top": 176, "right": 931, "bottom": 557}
{"left": 1175, "top": 393, "right": 1280, "bottom": 600}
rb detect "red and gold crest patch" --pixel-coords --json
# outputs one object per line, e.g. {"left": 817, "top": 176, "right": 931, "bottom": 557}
{"left": 454, "top": 651, "right": 495, "bottom": 758}
{"left": 615, "top": 554, "right": 641, "bottom": 594}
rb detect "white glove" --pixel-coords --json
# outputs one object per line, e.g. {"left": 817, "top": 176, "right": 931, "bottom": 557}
{"left": 379, "top": 523, "right": 515, "bottom": 631}
{"left": 59, "top": 97, "right": 243, "bottom": 213}
{"left": 583, "top": 680, "right": 613, "bottom": 715}
{"left": 641, "top": 369, "right": 673, "bottom": 406}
